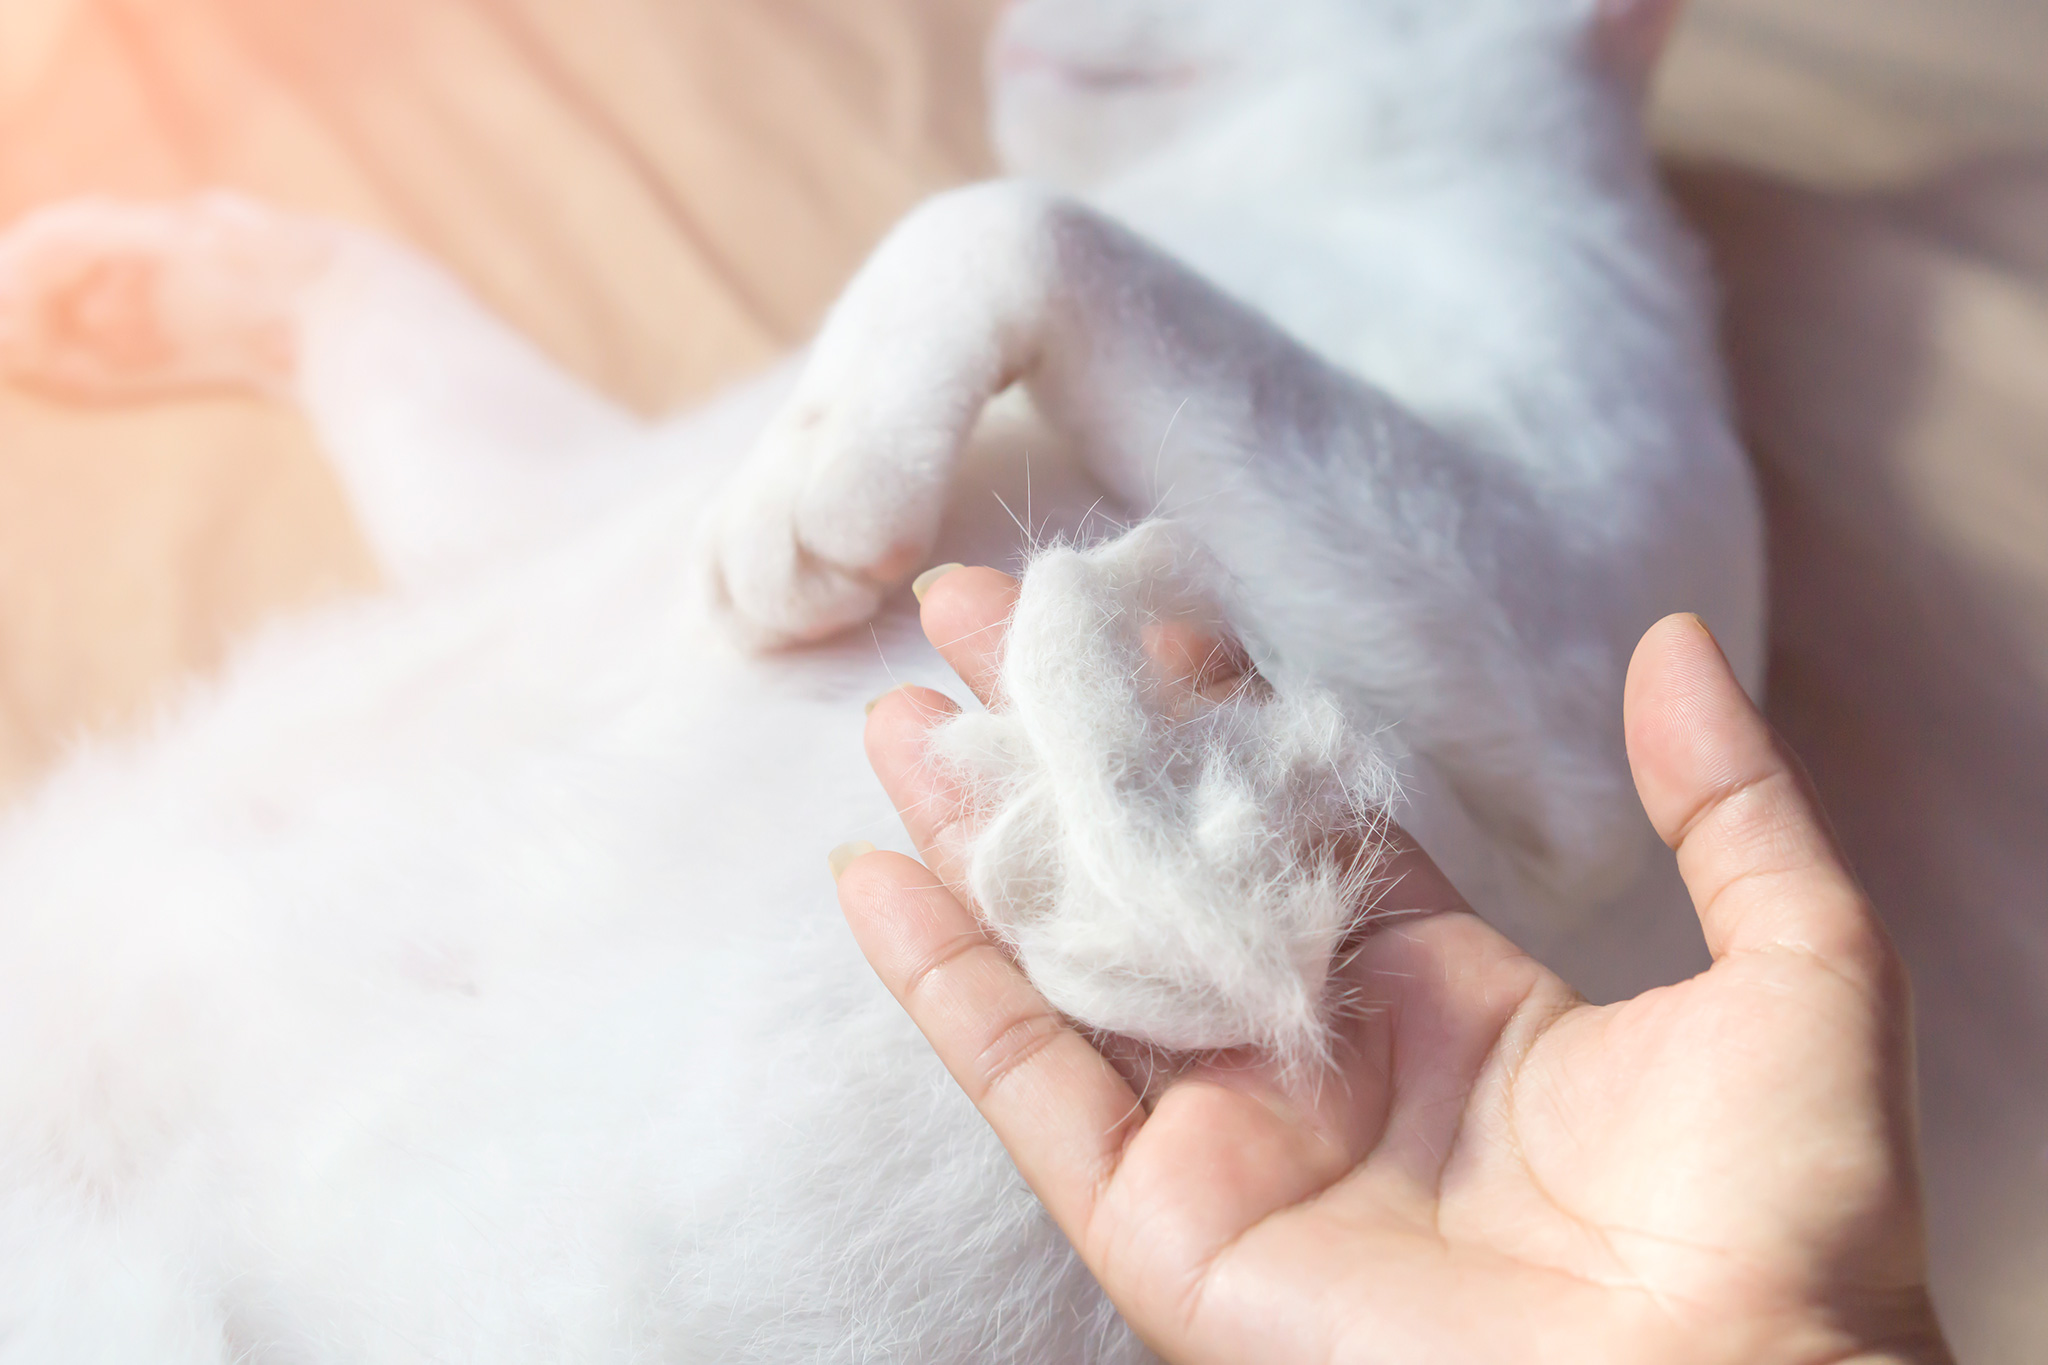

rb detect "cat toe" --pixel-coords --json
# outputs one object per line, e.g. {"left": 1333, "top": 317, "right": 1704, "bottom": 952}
{"left": 704, "top": 396, "right": 950, "bottom": 649}
{"left": 706, "top": 498, "right": 894, "bottom": 649}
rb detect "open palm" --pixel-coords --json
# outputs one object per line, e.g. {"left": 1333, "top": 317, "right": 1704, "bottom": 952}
{"left": 836, "top": 567, "right": 1950, "bottom": 1365}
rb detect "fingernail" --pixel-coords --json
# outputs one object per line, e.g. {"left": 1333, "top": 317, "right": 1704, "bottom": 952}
{"left": 1683, "top": 612, "right": 1721, "bottom": 650}
{"left": 828, "top": 840, "right": 876, "bottom": 881}
{"left": 864, "top": 688, "right": 900, "bottom": 716}
{"left": 911, "top": 563, "right": 965, "bottom": 602}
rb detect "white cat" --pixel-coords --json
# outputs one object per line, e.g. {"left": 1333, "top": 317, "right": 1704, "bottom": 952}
{"left": 0, "top": 0, "right": 1760, "bottom": 1359}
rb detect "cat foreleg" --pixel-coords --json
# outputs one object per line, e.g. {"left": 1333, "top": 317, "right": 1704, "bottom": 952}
{"left": 711, "top": 180, "right": 1650, "bottom": 913}
{"left": 704, "top": 183, "right": 1076, "bottom": 645}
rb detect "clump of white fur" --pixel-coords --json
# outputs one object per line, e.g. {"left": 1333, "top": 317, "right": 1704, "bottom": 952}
{"left": 933, "top": 524, "right": 1398, "bottom": 1071}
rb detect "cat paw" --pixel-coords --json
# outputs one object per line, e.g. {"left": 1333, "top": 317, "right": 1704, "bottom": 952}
{"left": 0, "top": 192, "right": 333, "bottom": 401}
{"left": 704, "top": 182, "right": 1068, "bottom": 648}
{"left": 931, "top": 522, "right": 1401, "bottom": 1071}
{"left": 702, "top": 378, "right": 957, "bottom": 648}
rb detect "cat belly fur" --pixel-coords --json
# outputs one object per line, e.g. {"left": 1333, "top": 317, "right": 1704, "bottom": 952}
{"left": 0, "top": 399, "right": 1147, "bottom": 1361}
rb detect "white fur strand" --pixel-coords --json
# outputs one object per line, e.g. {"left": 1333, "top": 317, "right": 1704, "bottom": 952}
{"left": 934, "top": 524, "right": 1398, "bottom": 1070}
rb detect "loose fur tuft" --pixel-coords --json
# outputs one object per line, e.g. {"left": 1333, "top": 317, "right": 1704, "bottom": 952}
{"left": 935, "top": 524, "right": 1398, "bottom": 1073}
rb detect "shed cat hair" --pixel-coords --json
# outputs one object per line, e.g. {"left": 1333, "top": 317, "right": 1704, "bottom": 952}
{"left": 0, "top": 0, "right": 1759, "bottom": 1358}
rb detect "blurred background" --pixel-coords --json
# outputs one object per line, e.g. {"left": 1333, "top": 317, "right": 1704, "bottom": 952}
{"left": 0, "top": 0, "right": 2042, "bottom": 1358}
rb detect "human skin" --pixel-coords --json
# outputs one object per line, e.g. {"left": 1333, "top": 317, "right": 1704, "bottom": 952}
{"left": 834, "top": 565, "right": 1955, "bottom": 1365}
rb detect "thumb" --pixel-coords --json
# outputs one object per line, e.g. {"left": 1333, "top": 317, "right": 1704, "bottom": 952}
{"left": 1624, "top": 614, "right": 1892, "bottom": 982}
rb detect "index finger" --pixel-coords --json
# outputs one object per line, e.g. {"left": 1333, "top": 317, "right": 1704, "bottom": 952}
{"left": 914, "top": 564, "right": 1019, "bottom": 709}
{"left": 862, "top": 564, "right": 1021, "bottom": 883}
{"left": 834, "top": 850, "right": 1143, "bottom": 1243}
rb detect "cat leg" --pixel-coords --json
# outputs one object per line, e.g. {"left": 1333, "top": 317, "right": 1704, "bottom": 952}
{"left": 712, "top": 181, "right": 1696, "bottom": 935}
{"left": 0, "top": 194, "right": 643, "bottom": 581}
{"left": 703, "top": 184, "right": 1080, "bottom": 645}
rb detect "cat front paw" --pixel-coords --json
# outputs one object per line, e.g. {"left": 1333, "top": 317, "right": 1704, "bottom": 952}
{"left": 932, "top": 522, "right": 1400, "bottom": 1071}
{"left": 702, "top": 378, "right": 957, "bottom": 648}
{"left": 704, "top": 181, "right": 1071, "bottom": 648}
{"left": 0, "top": 192, "right": 333, "bottom": 401}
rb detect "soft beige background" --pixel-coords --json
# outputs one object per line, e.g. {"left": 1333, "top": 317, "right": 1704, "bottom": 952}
{"left": 1655, "top": 6, "right": 2048, "bottom": 1356}
{"left": 0, "top": 1, "right": 2042, "bottom": 1359}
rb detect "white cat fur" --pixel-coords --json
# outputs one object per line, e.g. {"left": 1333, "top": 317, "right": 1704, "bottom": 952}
{"left": 0, "top": 0, "right": 1760, "bottom": 1358}
{"left": 935, "top": 521, "right": 1400, "bottom": 1071}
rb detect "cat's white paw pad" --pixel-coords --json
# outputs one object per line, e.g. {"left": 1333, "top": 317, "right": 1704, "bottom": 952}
{"left": 0, "top": 192, "right": 327, "bottom": 399}
{"left": 932, "top": 522, "right": 1400, "bottom": 1070}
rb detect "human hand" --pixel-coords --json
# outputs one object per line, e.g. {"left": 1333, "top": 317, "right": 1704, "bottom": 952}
{"left": 834, "top": 565, "right": 1953, "bottom": 1365}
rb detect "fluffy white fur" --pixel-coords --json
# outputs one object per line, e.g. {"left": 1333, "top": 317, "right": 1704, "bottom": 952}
{"left": 935, "top": 523, "right": 1397, "bottom": 1070}
{"left": 0, "top": 0, "right": 1760, "bottom": 1358}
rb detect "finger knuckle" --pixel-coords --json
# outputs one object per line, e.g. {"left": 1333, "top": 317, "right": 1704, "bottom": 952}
{"left": 899, "top": 930, "right": 983, "bottom": 1005}
{"left": 968, "top": 1011, "right": 1064, "bottom": 1102}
